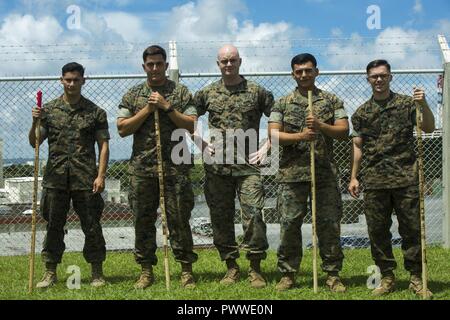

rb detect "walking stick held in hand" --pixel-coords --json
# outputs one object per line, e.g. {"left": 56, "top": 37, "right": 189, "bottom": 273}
{"left": 415, "top": 93, "right": 430, "bottom": 300}
{"left": 154, "top": 108, "right": 171, "bottom": 291}
{"left": 308, "top": 90, "right": 318, "bottom": 293}
{"left": 29, "top": 90, "right": 42, "bottom": 294}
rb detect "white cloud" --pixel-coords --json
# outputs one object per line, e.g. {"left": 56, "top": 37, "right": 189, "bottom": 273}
{"left": 325, "top": 22, "right": 449, "bottom": 69}
{"left": 1, "top": 0, "right": 304, "bottom": 74}
{"left": 0, "top": 14, "right": 65, "bottom": 74}
{"left": 157, "top": 0, "right": 307, "bottom": 72}
{"left": 331, "top": 28, "right": 343, "bottom": 37}
{"left": 0, "top": 14, "right": 63, "bottom": 44}
{"left": 0, "top": 10, "right": 146, "bottom": 75}
{"left": 102, "top": 12, "right": 150, "bottom": 43}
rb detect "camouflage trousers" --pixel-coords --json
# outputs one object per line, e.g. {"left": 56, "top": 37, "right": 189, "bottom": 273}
{"left": 129, "top": 174, "right": 198, "bottom": 266}
{"left": 277, "top": 180, "right": 344, "bottom": 274}
{"left": 204, "top": 172, "right": 268, "bottom": 261}
{"left": 364, "top": 185, "right": 422, "bottom": 275}
{"left": 40, "top": 188, "right": 106, "bottom": 264}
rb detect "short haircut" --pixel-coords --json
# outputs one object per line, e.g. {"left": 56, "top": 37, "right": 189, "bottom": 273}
{"left": 143, "top": 45, "right": 167, "bottom": 62}
{"left": 62, "top": 62, "right": 85, "bottom": 77}
{"left": 291, "top": 53, "right": 317, "bottom": 69}
{"left": 366, "top": 59, "right": 391, "bottom": 73}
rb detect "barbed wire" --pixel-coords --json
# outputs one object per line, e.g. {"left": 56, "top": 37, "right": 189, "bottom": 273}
{"left": 0, "top": 41, "right": 439, "bottom": 55}
{"left": 0, "top": 36, "right": 445, "bottom": 49}
{"left": 0, "top": 49, "right": 440, "bottom": 62}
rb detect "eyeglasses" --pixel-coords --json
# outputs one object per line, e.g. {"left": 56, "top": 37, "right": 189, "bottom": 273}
{"left": 219, "top": 59, "right": 239, "bottom": 65}
{"left": 368, "top": 74, "right": 390, "bottom": 81}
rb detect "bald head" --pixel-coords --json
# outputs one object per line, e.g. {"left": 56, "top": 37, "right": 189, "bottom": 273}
{"left": 217, "top": 44, "right": 242, "bottom": 82}
{"left": 217, "top": 44, "right": 240, "bottom": 60}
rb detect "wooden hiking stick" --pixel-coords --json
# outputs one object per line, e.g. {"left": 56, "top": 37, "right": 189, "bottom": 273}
{"left": 29, "top": 90, "right": 42, "bottom": 294}
{"left": 415, "top": 100, "right": 430, "bottom": 300}
{"left": 308, "top": 90, "right": 318, "bottom": 293}
{"left": 154, "top": 108, "right": 171, "bottom": 291}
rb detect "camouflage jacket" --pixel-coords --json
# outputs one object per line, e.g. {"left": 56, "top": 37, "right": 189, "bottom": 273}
{"left": 194, "top": 77, "right": 274, "bottom": 176}
{"left": 351, "top": 91, "right": 418, "bottom": 190}
{"left": 40, "top": 95, "right": 110, "bottom": 190}
{"left": 269, "top": 87, "right": 347, "bottom": 183}
{"left": 118, "top": 79, "right": 196, "bottom": 177}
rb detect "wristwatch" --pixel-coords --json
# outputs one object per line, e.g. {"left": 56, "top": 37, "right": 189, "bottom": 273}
{"left": 164, "top": 104, "right": 175, "bottom": 114}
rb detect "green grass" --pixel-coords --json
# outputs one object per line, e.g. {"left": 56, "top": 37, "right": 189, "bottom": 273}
{"left": 1, "top": 247, "right": 449, "bottom": 300}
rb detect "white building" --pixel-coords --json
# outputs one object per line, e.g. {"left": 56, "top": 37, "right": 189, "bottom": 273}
{"left": 0, "top": 176, "right": 121, "bottom": 204}
{"left": 104, "top": 179, "right": 121, "bottom": 203}
{"left": 4, "top": 177, "right": 43, "bottom": 204}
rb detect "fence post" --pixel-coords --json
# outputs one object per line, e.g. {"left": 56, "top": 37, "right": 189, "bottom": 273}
{"left": 168, "top": 40, "right": 179, "bottom": 84}
{"left": 438, "top": 35, "right": 450, "bottom": 248}
{"left": 0, "top": 138, "right": 3, "bottom": 188}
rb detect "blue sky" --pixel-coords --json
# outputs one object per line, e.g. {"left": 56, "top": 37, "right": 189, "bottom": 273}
{"left": 0, "top": 0, "right": 449, "bottom": 75}
{"left": 1, "top": 0, "right": 448, "bottom": 36}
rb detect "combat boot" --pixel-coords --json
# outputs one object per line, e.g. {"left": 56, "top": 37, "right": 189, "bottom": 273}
{"left": 91, "top": 262, "right": 106, "bottom": 288}
{"left": 275, "top": 273, "right": 295, "bottom": 291}
{"left": 372, "top": 273, "right": 396, "bottom": 296}
{"left": 326, "top": 273, "right": 346, "bottom": 293}
{"left": 36, "top": 263, "right": 57, "bottom": 289}
{"left": 409, "top": 274, "right": 433, "bottom": 299}
{"left": 220, "top": 259, "right": 240, "bottom": 285}
{"left": 180, "top": 263, "right": 196, "bottom": 289}
{"left": 248, "top": 260, "right": 266, "bottom": 289}
{"left": 134, "top": 264, "right": 154, "bottom": 289}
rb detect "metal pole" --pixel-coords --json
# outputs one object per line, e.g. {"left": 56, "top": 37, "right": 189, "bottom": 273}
{"left": 438, "top": 35, "right": 450, "bottom": 248}
{"left": 168, "top": 41, "right": 179, "bottom": 84}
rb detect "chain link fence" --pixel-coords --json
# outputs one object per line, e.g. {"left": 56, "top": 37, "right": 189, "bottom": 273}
{"left": 0, "top": 70, "right": 444, "bottom": 257}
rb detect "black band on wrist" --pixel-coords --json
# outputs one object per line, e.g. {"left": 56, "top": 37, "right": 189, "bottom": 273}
{"left": 164, "top": 105, "right": 175, "bottom": 114}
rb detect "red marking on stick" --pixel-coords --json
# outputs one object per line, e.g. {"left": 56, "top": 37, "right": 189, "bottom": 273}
{"left": 36, "top": 90, "right": 42, "bottom": 109}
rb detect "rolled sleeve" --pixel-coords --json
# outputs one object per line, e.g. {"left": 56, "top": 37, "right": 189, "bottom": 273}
{"left": 117, "top": 107, "right": 133, "bottom": 119}
{"left": 178, "top": 86, "right": 197, "bottom": 117}
{"left": 269, "top": 111, "right": 283, "bottom": 123}
{"left": 351, "top": 111, "right": 362, "bottom": 138}
{"left": 96, "top": 129, "right": 110, "bottom": 141}
{"left": 40, "top": 126, "right": 48, "bottom": 140}
{"left": 183, "top": 105, "right": 198, "bottom": 117}
{"left": 351, "top": 130, "right": 361, "bottom": 138}
{"left": 194, "top": 91, "right": 207, "bottom": 117}
{"left": 335, "top": 108, "right": 348, "bottom": 120}
{"left": 259, "top": 88, "right": 275, "bottom": 117}
{"left": 117, "top": 91, "right": 135, "bottom": 119}
{"left": 95, "top": 109, "right": 110, "bottom": 140}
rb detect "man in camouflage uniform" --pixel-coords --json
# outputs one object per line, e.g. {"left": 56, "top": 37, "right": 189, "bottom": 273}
{"left": 268, "top": 53, "right": 348, "bottom": 292}
{"left": 194, "top": 45, "right": 274, "bottom": 288}
{"left": 29, "top": 62, "right": 110, "bottom": 288}
{"left": 117, "top": 45, "right": 198, "bottom": 289}
{"left": 349, "top": 59, "right": 435, "bottom": 297}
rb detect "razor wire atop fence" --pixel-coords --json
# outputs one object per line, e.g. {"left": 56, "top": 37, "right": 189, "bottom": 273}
{"left": 0, "top": 37, "right": 446, "bottom": 74}
{"left": 0, "top": 38, "right": 447, "bottom": 257}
